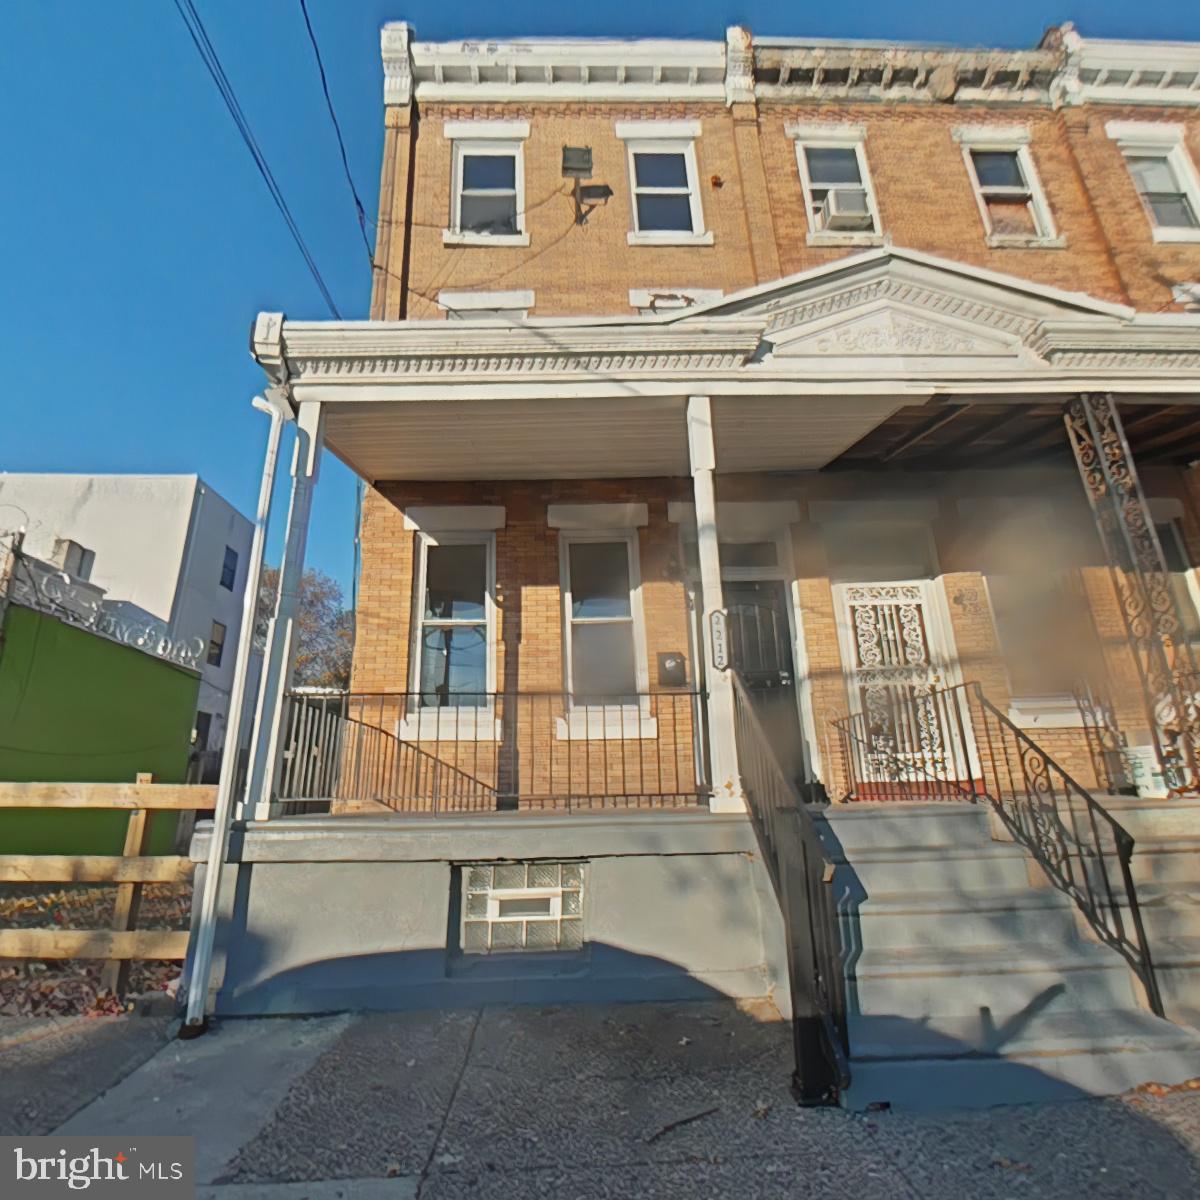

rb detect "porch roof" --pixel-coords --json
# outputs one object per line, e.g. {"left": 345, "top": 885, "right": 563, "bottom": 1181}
{"left": 251, "top": 248, "right": 1200, "bottom": 483}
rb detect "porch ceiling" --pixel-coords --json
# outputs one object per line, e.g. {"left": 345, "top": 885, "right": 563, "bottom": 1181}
{"left": 829, "top": 400, "right": 1200, "bottom": 470}
{"left": 321, "top": 394, "right": 915, "bottom": 482}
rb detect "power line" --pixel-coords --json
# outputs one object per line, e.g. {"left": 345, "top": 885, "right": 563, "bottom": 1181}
{"left": 172, "top": 0, "right": 343, "bottom": 318}
{"left": 297, "top": 0, "right": 374, "bottom": 261}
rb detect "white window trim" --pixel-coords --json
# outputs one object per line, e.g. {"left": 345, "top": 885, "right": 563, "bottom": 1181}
{"left": 616, "top": 123, "right": 711, "bottom": 247}
{"left": 557, "top": 528, "right": 656, "bottom": 740}
{"left": 1106, "top": 121, "right": 1200, "bottom": 244}
{"left": 954, "top": 128, "right": 1063, "bottom": 249}
{"left": 629, "top": 287, "right": 723, "bottom": 314}
{"left": 445, "top": 134, "right": 530, "bottom": 247}
{"left": 789, "top": 127, "right": 883, "bottom": 247}
{"left": 401, "top": 530, "right": 500, "bottom": 742}
{"left": 438, "top": 290, "right": 534, "bottom": 321}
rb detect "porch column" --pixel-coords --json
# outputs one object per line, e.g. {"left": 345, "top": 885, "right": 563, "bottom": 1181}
{"left": 1064, "top": 393, "right": 1200, "bottom": 791}
{"left": 245, "top": 399, "right": 326, "bottom": 820}
{"left": 687, "top": 395, "right": 745, "bottom": 812}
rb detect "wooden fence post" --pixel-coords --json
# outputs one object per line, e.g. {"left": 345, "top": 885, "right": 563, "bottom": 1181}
{"left": 100, "top": 772, "right": 154, "bottom": 995}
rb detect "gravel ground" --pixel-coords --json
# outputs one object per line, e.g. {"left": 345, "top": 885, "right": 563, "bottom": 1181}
{"left": 0, "top": 882, "right": 190, "bottom": 1017}
{"left": 27, "top": 1001, "right": 1200, "bottom": 1199}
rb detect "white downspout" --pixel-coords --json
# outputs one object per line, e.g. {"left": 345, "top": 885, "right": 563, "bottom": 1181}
{"left": 183, "top": 389, "right": 292, "bottom": 1033}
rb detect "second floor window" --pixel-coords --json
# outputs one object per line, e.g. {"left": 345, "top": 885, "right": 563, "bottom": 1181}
{"left": 791, "top": 127, "right": 880, "bottom": 241}
{"left": 1126, "top": 153, "right": 1199, "bottom": 231}
{"left": 617, "top": 121, "right": 709, "bottom": 246}
{"left": 444, "top": 121, "right": 530, "bottom": 246}
{"left": 968, "top": 150, "right": 1052, "bottom": 240}
{"left": 207, "top": 620, "right": 226, "bottom": 668}
{"left": 457, "top": 148, "right": 519, "bottom": 235}
{"left": 220, "top": 545, "right": 238, "bottom": 591}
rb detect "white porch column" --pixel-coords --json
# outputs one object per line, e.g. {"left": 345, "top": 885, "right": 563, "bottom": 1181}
{"left": 687, "top": 395, "right": 745, "bottom": 813}
{"left": 245, "top": 400, "right": 325, "bottom": 820}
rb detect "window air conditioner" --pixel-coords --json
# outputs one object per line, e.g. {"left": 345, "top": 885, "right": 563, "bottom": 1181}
{"left": 821, "top": 188, "right": 873, "bottom": 231}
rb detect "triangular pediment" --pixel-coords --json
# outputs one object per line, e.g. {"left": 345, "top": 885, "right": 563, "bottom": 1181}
{"left": 664, "top": 246, "right": 1146, "bottom": 372}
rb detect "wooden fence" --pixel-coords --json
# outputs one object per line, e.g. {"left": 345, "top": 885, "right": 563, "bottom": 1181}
{"left": 0, "top": 776, "right": 217, "bottom": 993}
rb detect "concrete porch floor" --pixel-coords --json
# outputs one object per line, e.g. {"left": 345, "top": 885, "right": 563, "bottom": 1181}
{"left": 4, "top": 1002, "right": 1200, "bottom": 1198}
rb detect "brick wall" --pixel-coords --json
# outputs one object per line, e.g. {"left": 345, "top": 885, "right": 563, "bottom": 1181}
{"left": 377, "top": 97, "right": 1200, "bottom": 319}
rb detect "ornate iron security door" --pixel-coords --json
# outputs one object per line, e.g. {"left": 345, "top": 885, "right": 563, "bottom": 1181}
{"left": 834, "top": 582, "right": 970, "bottom": 786}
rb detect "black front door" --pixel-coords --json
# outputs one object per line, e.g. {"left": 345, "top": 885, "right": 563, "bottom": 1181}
{"left": 724, "top": 580, "right": 806, "bottom": 788}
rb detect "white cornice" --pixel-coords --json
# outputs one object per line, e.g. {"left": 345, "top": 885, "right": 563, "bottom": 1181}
{"left": 380, "top": 24, "right": 1200, "bottom": 109}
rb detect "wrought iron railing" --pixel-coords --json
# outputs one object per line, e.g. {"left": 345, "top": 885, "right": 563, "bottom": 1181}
{"left": 732, "top": 671, "right": 849, "bottom": 1106}
{"left": 832, "top": 682, "right": 1163, "bottom": 1016}
{"left": 276, "top": 690, "right": 708, "bottom": 813}
{"left": 1073, "top": 678, "right": 1135, "bottom": 796}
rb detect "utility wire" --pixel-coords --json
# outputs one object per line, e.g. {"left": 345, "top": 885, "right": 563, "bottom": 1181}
{"left": 297, "top": 0, "right": 374, "bottom": 261}
{"left": 173, "top": 0, "right": 343, "bottom": 318}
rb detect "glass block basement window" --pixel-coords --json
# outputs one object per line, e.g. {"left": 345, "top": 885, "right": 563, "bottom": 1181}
{"left": 462, "top": 862, "right": 584, "bottom": 953}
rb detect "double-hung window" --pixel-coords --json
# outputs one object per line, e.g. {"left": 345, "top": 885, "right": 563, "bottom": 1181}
{"left": 954, "top": 127, "right": 1059, "bottom": 247}
{"left": 444, "top": 121, "right": 530, "bottom": 246}
{"left": 789, "top": 124, "right": 880, "bottom": 244}
{"left": 616, "top": 121, "right": 710, "bottom": 246}
{"left": 220, "top": 545, "right": 238, "bottom": 591}
{"left": 1107, "top": 122, "right": 1200, "bottom": 243}
{"left": 206, "top": 620, "right": 226, "bottom": 668}
{"left": 557, "top": 530, "right": 655, "bottom": 740}
{"left": 411, "top": 534, "right": 495, "bottom": 710}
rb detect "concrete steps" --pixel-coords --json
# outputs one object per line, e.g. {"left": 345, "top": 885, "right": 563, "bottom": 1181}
{"left": 817, "top": 801, "right": 1200, "bottom": 1111}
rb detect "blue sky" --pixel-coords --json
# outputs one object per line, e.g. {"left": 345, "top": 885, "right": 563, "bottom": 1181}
{"left": 3, "top": 1, "right": 1197, "bottom": 598}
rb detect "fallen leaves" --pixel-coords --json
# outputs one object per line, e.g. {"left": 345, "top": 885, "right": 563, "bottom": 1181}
{"left": 0, "top": 882, "right": 191, "bottom": 1018}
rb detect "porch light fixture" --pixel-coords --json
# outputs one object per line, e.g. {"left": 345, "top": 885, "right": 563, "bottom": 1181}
{"left": 563, "top": 145, "right": 612, "bottom": 225}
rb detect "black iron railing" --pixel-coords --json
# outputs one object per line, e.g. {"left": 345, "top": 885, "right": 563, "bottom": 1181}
{"left": 732, "top": 671, "right": 849, "bottom": 1106}
{"left": 832, "top": 681, "right": 1163, "bottom": 1016}
{"left": 277, "top": 690, "right": 707, "bottom": 813}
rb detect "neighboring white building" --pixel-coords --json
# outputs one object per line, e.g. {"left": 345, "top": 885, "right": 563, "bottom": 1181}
{"left": 0, "top": 474, "right": 255, "bottom": 753}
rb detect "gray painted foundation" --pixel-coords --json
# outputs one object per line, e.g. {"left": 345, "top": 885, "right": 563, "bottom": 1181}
{"left": 186, "top": 811, "right": 791, "bottom": 1018}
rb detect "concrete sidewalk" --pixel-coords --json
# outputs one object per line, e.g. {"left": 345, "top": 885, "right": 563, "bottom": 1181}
{"left": 5, "top": 1002, "right": 1200, "bottom": 1198}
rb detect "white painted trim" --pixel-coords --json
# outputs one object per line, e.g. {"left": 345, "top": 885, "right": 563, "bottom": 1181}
{"left": 443, "top": 119, "right": 530, "bottom": 140}
{"left": 785, "top": 122, "right": 867, "bottom": 142}
{"left": 630, "top": 287, "right": 723, "bottom": 312}
{"left": 406, "top": 530, "right": 498, "bottom": 731}
{"left": 952, "top": 124, "right": 1031, "bottom": 146}
{"left": 548, "top": 503, "right": 648, "bottom": 530}
{"left": 668, "top": 500, "right": 802, "bottom": 538}
{"left": 959, "top": 137, "right": 1059, "bottom": 246}
{"left": 808, "top": 499, "right": 940, "bottom": 524}
{"left": 558, "top": 528, "right": 651, "bottom": 707}
{"left": 402, "top": 505, "right": 506, "bottom": 532}
{"left": 615, "top": 119, "right": 702, "bottom": 140}
{"left": 438, "top": 290, "right": 535, "bottom": 312}
{"left": 1007, "top": 699, "right": 1085, "bottom": 729}
{"left": 448, "top": 137, "right": 527, "bottom": 242}
{"left": 792, "top": 133, "right": 882, "bottom": 239}
{"left": 442, "top": 231, "right": 530, "bottom": 247}
{"left": 555, "top": 709, "right": 658, "bottom": 741}
{"left": 621, "top": 134, "right": 707, "bottom": 243}
{"left": 1105, "top": 120, "right": 1187, "bottom": 145}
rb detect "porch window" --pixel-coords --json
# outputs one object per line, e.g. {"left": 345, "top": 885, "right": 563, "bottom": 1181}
{"left": 562, "top": 533, "right": 645, "bottom": 702}
{"left": 413, "top": 535, "right": 494, "bottom": 708}
{"left": 1107, "top": 121, "right": 1200, "bottom": 243}
{"left": 789, "top": 124, "right": 881, "bottom": 243}
{"left": 616, "top": 121, "right": 710, "bottom": 246}
{"left": 986, "top": 574, "right": 1078, "bottom": 702}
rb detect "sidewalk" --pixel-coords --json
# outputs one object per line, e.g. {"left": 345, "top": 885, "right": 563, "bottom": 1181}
{"left": 5, "top": 1001, "right": 1200, "bottom": 1198}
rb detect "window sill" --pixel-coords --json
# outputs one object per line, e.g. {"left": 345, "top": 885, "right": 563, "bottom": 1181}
{"left": 986, "top": 233, "right": 1067, "bottom": 250}
{"left": 399, "top": 711, "right": 501, "bottom": 742}
{"left": 555, "top": 709, "right": 658, "bottom": 741}
{"left": 1152, "top": 227, "right": 1200, "bottom": 244}
{"left": 443, "top": 230, "right": 531, "bottom": 247}
{"left": 806, "top": 231, "right": 883, "bottom": 248}
{"left": 1006, "top": 699, "right": 1083, "bottom": 730}
{"left": 627, "top": 231, "right": 714, "bottom": 247}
